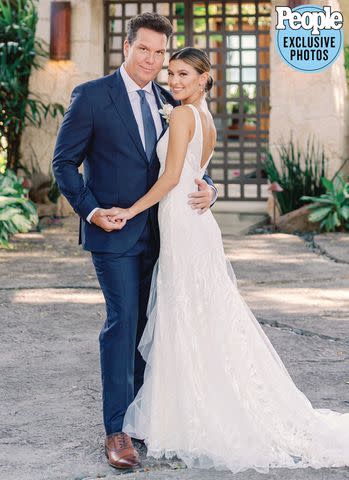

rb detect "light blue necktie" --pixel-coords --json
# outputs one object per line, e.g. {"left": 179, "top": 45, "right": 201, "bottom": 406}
{"left": 137, "top": 89, "right": 157, "bottom": 162}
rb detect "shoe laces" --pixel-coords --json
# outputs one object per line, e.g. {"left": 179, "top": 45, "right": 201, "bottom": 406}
{"left": 115, "top": 432, "right": 131, "bottom": 450}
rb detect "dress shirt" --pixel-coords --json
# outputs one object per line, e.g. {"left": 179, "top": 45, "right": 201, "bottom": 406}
{"left": 119, "top": 63, "right": 163, "bottom": 146}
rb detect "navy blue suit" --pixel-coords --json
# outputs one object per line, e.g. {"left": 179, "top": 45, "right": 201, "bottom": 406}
{"left": 52, "top": 68, "right": 216, "bottom": 434}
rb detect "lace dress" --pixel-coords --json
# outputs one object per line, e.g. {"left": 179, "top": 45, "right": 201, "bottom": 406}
{"left": 123, "top": 104, "right": 349, "bottom": 474}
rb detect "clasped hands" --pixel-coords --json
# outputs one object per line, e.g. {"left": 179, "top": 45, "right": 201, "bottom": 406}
{"left": 91, "top": 178, "right": 213, "bottom": 232}
{"left": 90, "top": 207, "right": 129, "bottom": 232}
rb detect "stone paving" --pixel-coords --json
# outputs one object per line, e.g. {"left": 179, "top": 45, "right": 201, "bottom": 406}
{"left": 0, "top": 216, "right": 348, "bottom": 480}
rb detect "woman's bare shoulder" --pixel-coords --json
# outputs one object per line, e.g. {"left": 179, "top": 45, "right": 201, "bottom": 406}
{"left": 169, "top": 105, "right": 195, "bottom": 128}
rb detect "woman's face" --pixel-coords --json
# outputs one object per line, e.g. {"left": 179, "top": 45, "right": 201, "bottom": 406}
{"left": 168, "top": 59, "right": 207, "bottom": 102}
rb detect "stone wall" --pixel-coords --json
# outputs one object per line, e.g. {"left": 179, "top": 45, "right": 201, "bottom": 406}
{"left": 339, "top": 0, "right": 349, "bottom": 176}
{"left": 21, "top": 0, "right": 104, "bottom": 175}
{"left": 269, "top": 0, "right": 349, "bottom": 178}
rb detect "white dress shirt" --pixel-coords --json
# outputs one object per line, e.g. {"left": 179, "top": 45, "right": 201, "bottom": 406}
{"left": 120, "top": 63, "right": 163, "bottom": 146}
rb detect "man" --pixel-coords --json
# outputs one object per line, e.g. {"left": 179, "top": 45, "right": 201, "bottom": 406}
{"left": 52, "top": 12, "right": 217, "bottom": 470}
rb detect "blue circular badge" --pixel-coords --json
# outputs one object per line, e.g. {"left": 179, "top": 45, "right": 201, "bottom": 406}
{"left": 275, "top": 4, "right": 343, "bottom": 73}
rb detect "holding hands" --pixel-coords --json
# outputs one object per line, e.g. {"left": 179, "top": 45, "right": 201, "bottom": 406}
{"left": 90, "top": 208, "right": 128, "bottom": 232}
{"left": 112, "top": 207, "right": 134, "bottom": 222}
{"left": 91, "top": 178, "right": 214, "bottom": 232}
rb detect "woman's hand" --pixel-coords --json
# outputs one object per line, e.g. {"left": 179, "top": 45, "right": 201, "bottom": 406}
{"left": 104, "top": 207, "right": 134, "bottom": 227}
{"left": 113, "top": 208, "right": 134, "bottom": 222}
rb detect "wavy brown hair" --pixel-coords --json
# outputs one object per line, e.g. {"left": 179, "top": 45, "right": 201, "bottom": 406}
{"left": 127, "top": 13, "right": 173, "bottom": 45}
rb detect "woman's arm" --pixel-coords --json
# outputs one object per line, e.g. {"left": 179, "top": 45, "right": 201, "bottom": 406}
{"left": 115, "top": 106, "right": 194, "bottom": 220}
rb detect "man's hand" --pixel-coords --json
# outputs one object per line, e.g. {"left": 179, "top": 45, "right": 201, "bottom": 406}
{"left": 188, "top": 178, "right": 214, "bottom": 214}
{"left": 90, "top": 208, "right": 127, "bottom": 232}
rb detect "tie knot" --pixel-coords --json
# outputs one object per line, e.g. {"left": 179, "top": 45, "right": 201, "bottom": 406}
{"left": 137, "top": 89, "right": 146, "bottom": 101}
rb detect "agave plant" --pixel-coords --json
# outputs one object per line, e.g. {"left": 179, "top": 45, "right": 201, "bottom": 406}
{"left": 301, "top": 176, "right": 349, "bottom": 232}
{"left": 0, "top": 0, "right": 64, "bottom": 171}
{"left": 263, "top": 139, "right": 327, "bottom": 215}
{"left": 0, "top": 168, "right": 38, "bottom": 248}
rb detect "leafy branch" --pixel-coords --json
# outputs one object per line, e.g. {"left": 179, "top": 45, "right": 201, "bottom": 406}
{"left": 0, "top": 0, "right": 64, "bottom": 171}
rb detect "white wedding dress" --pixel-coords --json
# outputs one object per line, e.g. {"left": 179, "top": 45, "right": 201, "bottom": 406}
{"left": 123, "top": 104, "right": 349, "bottom": 474}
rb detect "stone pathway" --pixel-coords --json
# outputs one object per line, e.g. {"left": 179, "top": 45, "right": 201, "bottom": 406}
{"left": 311, "top": 233, "right": 349, "bottom": 265}
{"left": 0, "top": 216, "right": 348, "bottom": 480}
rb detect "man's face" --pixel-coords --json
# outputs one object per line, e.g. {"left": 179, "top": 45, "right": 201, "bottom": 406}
{"left": 124, "top": 28, "right": 167, "bottom": 87}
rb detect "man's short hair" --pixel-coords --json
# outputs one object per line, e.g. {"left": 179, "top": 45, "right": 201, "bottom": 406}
{"left": 127, "top": 12, "right": 173, "bottom": 45}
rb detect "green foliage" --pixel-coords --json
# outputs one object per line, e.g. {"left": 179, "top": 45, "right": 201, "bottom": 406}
{"left": 231, "top": 87, "right": 256, "bottom": 115}
{"left": 263, "top": 139, "right": 327, "bottom": 215}
{"left": 0, "top": 151, "right": 6, "bottom": 173}
{"left": 0, "top": 0, "right": 64, "bottom": 171}
{"left": 0, "top": 168, "right": 38, "bottom": 248}
{"left": 301, "top": 176, "right": 349, "bottom": 232}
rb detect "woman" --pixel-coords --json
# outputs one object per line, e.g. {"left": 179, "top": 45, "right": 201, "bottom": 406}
{"left": 113, "top": 47, "right": 349, "bottom": 474}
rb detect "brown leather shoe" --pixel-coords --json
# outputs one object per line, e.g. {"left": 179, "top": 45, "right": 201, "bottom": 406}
{"left": 105, "top": 432, "right": 140, "bottom": 469}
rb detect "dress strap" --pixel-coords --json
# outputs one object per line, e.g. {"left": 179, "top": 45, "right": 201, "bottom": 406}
{"left": 184, "top": 104, "right": 203, "bottom": 152}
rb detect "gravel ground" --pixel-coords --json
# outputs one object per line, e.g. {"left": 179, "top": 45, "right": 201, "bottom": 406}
{"left": 0, "top": 216, "right": 348, "bottom": 480}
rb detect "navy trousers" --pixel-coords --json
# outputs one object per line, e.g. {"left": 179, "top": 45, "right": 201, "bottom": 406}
{"left": 91, "top": 220, "right": 158, "bottom": 435}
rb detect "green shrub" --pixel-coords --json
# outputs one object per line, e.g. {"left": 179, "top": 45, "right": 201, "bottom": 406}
{"left": 301, "top": 176, "right": 349, "bottom": 232}
{"left": 0, "top": 152, "right": 6, "bottom": 174}
{"left": 263, "top": 139, "right": 327, "bottom": 214}
{"left": 0, "top": 168, "right": 38, "bottom": 248}
{"left": 0, "top": 0, "right": 64, "bottom": 171}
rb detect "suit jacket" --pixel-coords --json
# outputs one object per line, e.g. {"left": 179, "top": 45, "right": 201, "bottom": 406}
{"left": 52, "top": 68, "right": 215, "bottom": 254}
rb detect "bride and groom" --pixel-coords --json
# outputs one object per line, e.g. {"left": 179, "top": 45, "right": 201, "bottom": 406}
{"left": 53, "top": 11, "right": 349, "bottom": 475}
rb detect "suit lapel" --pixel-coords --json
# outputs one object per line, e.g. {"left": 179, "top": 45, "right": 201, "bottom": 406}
{"left": 107, "top": 69, "right": 148, "bottom": 164}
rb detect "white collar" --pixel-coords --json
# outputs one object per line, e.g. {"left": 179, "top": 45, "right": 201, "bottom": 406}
{"left": 120, "top": 63, "right": 153, "bottom": 95}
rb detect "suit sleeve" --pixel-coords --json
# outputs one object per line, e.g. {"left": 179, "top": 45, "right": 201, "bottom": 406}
{"left": 52, "top": 85, "right": 99, "bottom": 220}
{"left": 202, "top": 172, "right": 218, "bottom": 206}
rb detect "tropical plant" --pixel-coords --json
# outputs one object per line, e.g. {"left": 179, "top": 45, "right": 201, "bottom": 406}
{"left": 0, "top": 0, "right": 64, "bottom": 172}
{"left": 0, "top": 168, "right": 38, "bottom": 248}
{"left": 0, "top": 152, "right": 6, "bottom": 174}
{"left": 301, "top": 176, "right": 349, "bottom": 232}
{"left": 263, "top": 139, "right": 327, "bottom": 215}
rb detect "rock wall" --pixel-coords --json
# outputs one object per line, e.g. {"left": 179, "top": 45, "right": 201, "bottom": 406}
{"left": 270, "top": 0, "right": 349, "bottom": 178}
{"left": 21, "top": 0, "right": 104, "bottom": 175}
